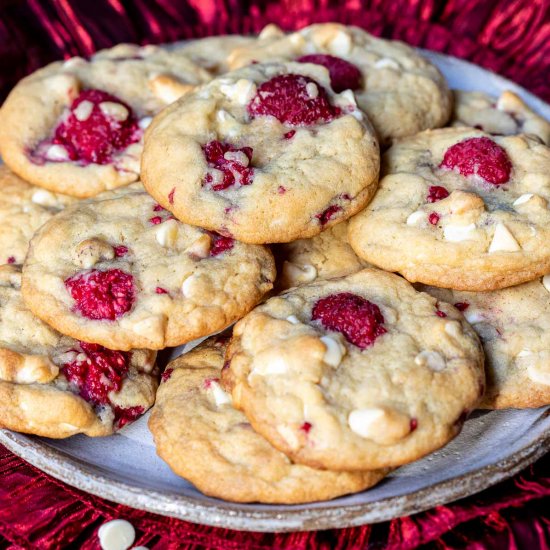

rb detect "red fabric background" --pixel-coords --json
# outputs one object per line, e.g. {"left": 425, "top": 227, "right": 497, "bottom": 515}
{"left": 0, "top": 0, "right": 549, "bottom": 548}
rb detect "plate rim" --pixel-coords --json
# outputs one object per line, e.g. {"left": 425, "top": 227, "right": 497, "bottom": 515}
{"left": 2, "top": 47, "right": 550, "bottom": 533}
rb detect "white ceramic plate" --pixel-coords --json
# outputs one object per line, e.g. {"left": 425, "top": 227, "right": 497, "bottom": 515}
{"left": 2, "top": 49, "right": 550, "bottom": 533}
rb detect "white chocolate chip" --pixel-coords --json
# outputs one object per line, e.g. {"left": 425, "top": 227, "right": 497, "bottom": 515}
{"left": 277, "top": 424, "right": 300, "bottom": 450}
{"left": 348, "top": 407, "right": 411, "bottom": 444}
{"left": 258, "top": 24, "right": 284, "bottom": 39}
{"left": 374, "top": 58, "right": 400, "bottom": 70}
{"left": 155, "top": 219, "right": 179, "bottom": 248}
{"left": 251, "top": 355, "right": 288, "bottom": 376}
{"left": 223, "top": 150, "right": 249, "bottom": 166}
{"left": 305, "top": 82, "right": 319, "bottom": 99}
{"left": 414, "top": 350, "right": 446, "bottom": 372}
{"left": 99, "top": 101, "right": 129, "bottom": 121}
{"left": 220, "top": 79, "right": 257, "bottom": 105}
{"left": 72, "top": 238, "right": 115, "bottom": 269}
{"left": 320, "top": 335, "right": 346, "bottom": 368}
{"left": 207, "top": 168, "right": 225, "bottom": 187}
{"left": 289, "top": 33, "right": 306, "bottom": 48}
{"left": 328, "top": 31, "right": 352, "bottom": 56}
{"left": 542, "top": 274, "right": 550, "bottom": 292}
{"left": 59, "top": 423, "right": 79, "bottom": 432}
{"left": 488, "top": 223, "right": 521, "bottom": 253}
{"left": 31, "top": 189, "right": 59, "bottom": 207}
{"left": 75, "top": 352, "right": 87, "bottom": 363}
{"left": 282, "top": 262, "right": 317, "bottom": 284}
{"left": 98, "top": 519, "right": 135, "bottom": 550}
{"left": 513, "top": 193, "right": 534, "bottom": 206}
{"left": 15, "top": 361, "right": 58, "bottom": 384}
{"left": 209, "top": 380, "right": 233, "bottom": 407}
{"left": 406, "top": 210, "right": 425, "bottom": 226}
{"left": 186, "top": 234, "right": 212, "bottom": 258}
{"left": 443, "top": 223, "right": 476, "bottom": 242}
{"left": 73, "top": 99, "right": 94, "bottom": 121}
{"left": 63, "top": 56, "right": 86, "bottom": 69}
{"left": 464, "top": 309, "right": 485, "bottom": 324}
{"left": 138, "top": 117, "right": 152, "bottom": 129}
{"left": 132, "top": 315, "right": 166, "bottom": 339}
{"left": 286, "top": 315, "right": 300, "bottom": 325}
{"left": 45, "top": 144, "right": 69, "bottom": 162}
{"left": 444, "top": 320, "right": 463, "bottom": 339}
{"left": 526, "top": 357, "right": 550, "bottom": 386}
{"left": 181, "top": 275, "right": 196, "bottom": 298}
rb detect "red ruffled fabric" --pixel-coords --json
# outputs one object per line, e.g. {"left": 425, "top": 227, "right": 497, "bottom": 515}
{"left": 1, "top": 1, "right": 549, "bottom": 547}
{"left": 0, "top": 445, "right": 549, "bottom": 549}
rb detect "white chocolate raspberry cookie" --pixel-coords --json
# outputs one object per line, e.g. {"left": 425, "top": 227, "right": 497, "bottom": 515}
{"left": 141, "top": 61, "right": 379, "bottom": 244}
{"left": 0, "top": 165, "right": 76, "bottom": 266}
{"left": 228, "top": 23, "right": 452, "bottom": 144}
{"left": 273, "top": 221, "right": 369, "bottom": 291}
{"left": 0, "top": 44, "right": 211, "bottom": 198}
{"left": 419, "top": 278, "right": 550, "bottom": 409}
{"left": 21, "top": 187, "right": 275, "bottom": 350}
{"left": 179, "top": 35, "right": 257, "bottom": 74}
{"left": 451, "top": 90, "right": 550, "bottom": 145}
{"left": 149, "top": 336, "right": 388, "bottom": 503}
{"left": 222, "top": 269, "right": 484, "bottom": 471}
{"left": 349, "top": 128, "right": 550, "bottom": 291}
{"left": 0, "top": 264, "right": 157, "bottom": 438}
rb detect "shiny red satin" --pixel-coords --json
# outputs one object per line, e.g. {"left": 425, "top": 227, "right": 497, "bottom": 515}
{"left": 0, "top": 0, "right": 549, "bottom": 547}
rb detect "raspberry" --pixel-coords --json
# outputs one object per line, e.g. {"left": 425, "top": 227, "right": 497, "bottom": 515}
{"left": 149, "top": 216, "right": 163, "bottom": 225}
{"left": 312, "top": 293, "right": 386, "bottom": 349}
{"left": 6, "top": 256, "right": 15, "bottom": 264}
{"left": 203, "top": 140, "right": 254, "bottom": 191}
{"left": 283, "top": 130, "right": 296, "bottom": 140}
{"left": 155, "top": 287, "right": 169, "bottom": 295}
{"left": 153, "top": 204, "right": 165, "bottom": 212}
{"left": 114, "top": 406, "right": 145, "bottom": 429}
{"left": 168, "top": 188, "right": 175, "bottom": 204}
{"left": 247, "top": 74, "right": 340, "bottom": 126}
{"left": 410, "top": 418, "right": 418, "bottom": 431}
{"left": 203, "top": 377, "right": 220, "bottom": 389}
{"left": 161, "top": 368, "right": 173, "bottom": 382}
{"left": 454, "top": 301, "right": 470, "bottom": 312}
{"left": 435, "top": 309, "right": 447, "bottom": 318}
{"left": 65, "top": 268, "right": 135, "bottom": 320}
{"left": 210, "top": 233, "right": 234, "bottom": 256}
{"left": 427, "top": 185, "right": 449, "bottom": 203}
{"left": 300, "top": 422, "right": 312, "bottom": 433}
{"left": 297, "top": 54, "right": 361, "bottom": 93}
{"left": 62, "top": 342, "right": 131, "bottom": 405}
{"left": 439, "top": 137, "right": 512, "bottom": 185}
{"left": 428, "top": 212, "right": 440, "bottom": 225}
{"left": 52, "top": 89, "right": 141, "bottom": 165}
{"left": 113, "top": 245, "right": 128, "bottom": 257}
{"left": 316, "top": 205, "right": 342, "bottom": 225}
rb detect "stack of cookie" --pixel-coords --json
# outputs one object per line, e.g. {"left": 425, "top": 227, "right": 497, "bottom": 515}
{"left": 0, "top": 23, "right": 549, "bottom": 504}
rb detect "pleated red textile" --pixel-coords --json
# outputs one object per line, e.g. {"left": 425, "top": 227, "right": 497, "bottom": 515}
{"left": 1, "top": 0, "right": 550, "bottom": 548}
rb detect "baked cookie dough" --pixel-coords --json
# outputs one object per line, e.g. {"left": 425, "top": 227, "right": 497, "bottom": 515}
{"left": 0, "top": 165, "right": 76, "bottom": 266}
{"left": 228, "top": 23, "right": 452, "bottom": 144}
{"left": 0, "top": 264, "right": 157, "bottom": 438}
{"left": 0, "top": 43, "right": 211, "bottom": 198}
{"left": 142, "top": 61, "right": 379, "bottom": 243}
{"left": 349, "top": 128, "right": 550, "bottom": 291}
{"left": 273, "top": 221, "right": 369, "bottom": 291}
{"left": 22, "top": 187, "right": 275, "bottom": 350}
{"left": 149, "top": 336, "right": 388, "bottom": 503}
{"left": 451, "top": 90, "right": 550, "bottom": 145}
{"left": 420, "top": 278, "right": 550, "bottom": 409}
{"left": 223, "top": 269, "right": 484, "bottom": 471}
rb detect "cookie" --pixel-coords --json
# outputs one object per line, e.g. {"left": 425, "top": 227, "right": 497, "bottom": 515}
{"left": 21, "top": 187, "right": 275, "bottom": 351}
{"left": 419, "top": 278, "right": 550, "bottom": 409}
{"left": 142, "top": 61, "right": 379, "bottom": 244}
{"left": 452, "top": 90, "right": 550, "bottom": 146}
{"left": 228, "top": 23, "right": 452, "bottom": 145}
{"left": 179, "top": 35, "right": 257, "bottom": 74}
{"left": 348, "top": 128, "right": 550, "bottom": 291}
{"left": 273, "top": 220, "right": 369, "bottom": 291}
{"left": 149, "top": 336, "right": 388, "bottom": 503}
{"left": 0, "top": 264, "right": 157, "bottom": 438}
{"left": 0, "top": 165, "right": 76, "bottom": 266}
{"left": 222, "top": 269, "right": 484, "bottom": 471}
{"left": 0, "top": 43, "right": 211, "bottom": 198}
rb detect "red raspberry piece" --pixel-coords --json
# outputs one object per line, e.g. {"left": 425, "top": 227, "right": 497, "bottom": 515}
{"left": 428, "top": 212, "right": 440, "bottom": 225}
{"left": 203, "top": 140, "right": 254, "bottom": 191}
{"left": 113, "top": 245, "right": 128, "bottom": 257}
{"left": 203, "top": 377, "right": 220, "bottom": 389}
{"left": 161, "top": 368, "right": 173, "bottom": 382}
{"left": 62, "top": 342, "right": 131, "bottom": 405}
{"left": 316, "top": 205, "right": 342, "bottom": 225}
{"left": 454, "top": 301, "right": 470, "bottom": 312}
{"left": 168, "top": 188, "right": 175, "bottom": 204}
{"left": 297, "top": 54, "right": 361, "bottom": 93}
{"left": 153, "top": 204, "right": 165, "bottom": 212}
{"left": 155, "top": 287, "right": 168, "bottom": 295}
{"left": 247, "top": 74, "right": 340, "bottom": 126}
{"left": 410, "top": 418, "right": 418, "bottom": 432}
{"left": 149, "top": 216, "right": 163, "bottom": 225}
{"left": 210, "top": 233, "right": 235, "bottom": 256}
{"left": 312, "top": 292, "right": 386, "bottom": 349}
{"left": 300, "top": 422, "right": 312, "bottom": 433}
{"left": 52, "top": 89, "right": 141, "bottom": 165}
{"left": 283, "top": 130, "right": 296, "bottom": 140}
{"left": 427, "top": 185, "right": 450, "bottom": 203}
{"left": 435, "top": 309, "right": 447, "bottom": 318}
{"left": 114, "top": 406, "right": 145, "bottom": 429}
{"left": 6, "top": 256, "right": 15, "bottom": 264}
{"left": 439, "top": 137, "right": 512, "bottom": 185}
{"left": 65, "top": 268, "right": 135, "bottom": 320}
{"left": 278, "top": 186, "right": 287, "bottom": 194}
